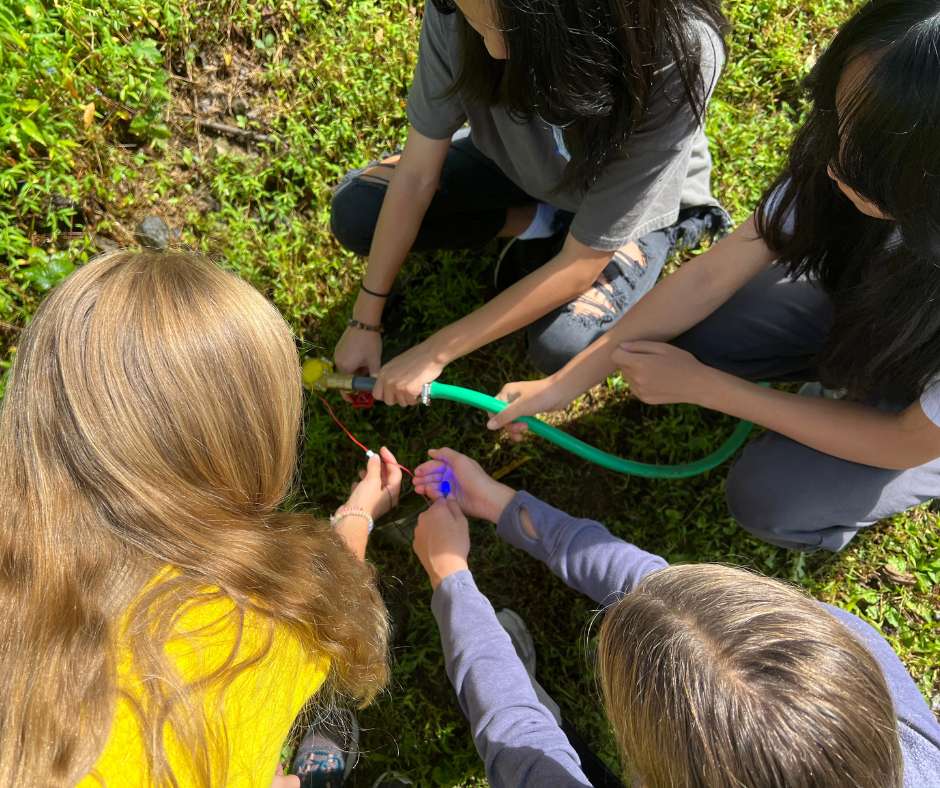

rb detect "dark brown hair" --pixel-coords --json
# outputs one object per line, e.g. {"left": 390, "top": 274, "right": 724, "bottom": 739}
{"left": 432, "top": 0, "right": 727, "bottom": 191}
{"left": 756, "top": 0, "right": 940, "bottom": 402}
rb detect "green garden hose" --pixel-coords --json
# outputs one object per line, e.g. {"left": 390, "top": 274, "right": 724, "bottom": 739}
{"left": 302, "top": 359, "right": 756, "bottom": 479}
{"left": 428, "top": 382, "right": 754, "bottom": 480}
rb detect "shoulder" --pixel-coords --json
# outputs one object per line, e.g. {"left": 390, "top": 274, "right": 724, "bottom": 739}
{"left": 647, "top": 16, "right": 725, "bottom": 109}
{"left": 919, "top": 376, "right": 940, "bottom": 428}
{"left": 821, "top": 603, "right": 940, "bottom": 747}
{"left": 683, "top": 16, "right": 726, "bottom": 76}
{"left": 168, "top": 589, "right": 327, "bottom": 683}
{"left": 421, "top": 0, "right": 459, "bottom": 44}
{"left": 119, "top": 571, "right": 328, "bottom": 686}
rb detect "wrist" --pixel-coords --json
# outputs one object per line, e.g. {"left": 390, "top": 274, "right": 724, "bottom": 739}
{"left": 694, "top": 366, "right": 732, "bottom": 409}
{"left": 352, "top": 291, "right": 385, "bottom": 324}
{"left": 331, "top": 506, "right": 374, "bottom": 533}
{"left": 420, "top": 333, "right": 455, "bottom": 366}
{"left": 426, "top": 323, "right": 472, "bottom": 365}
{"left": 549, "top": 365, "right": 582, "bottom": 401}
{"left": 482, "top": 482, "right": 516, "bottom": 524}
{"left": 430, "top": 558, "right": 470, "bottom": 589}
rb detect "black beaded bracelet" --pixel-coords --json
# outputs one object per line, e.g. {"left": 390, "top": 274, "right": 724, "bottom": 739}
{"left": 347, "top": 317, "right": 384, "bottom": 333}
{"left": 360, "top": 283, "right": 391, "bottom": 299}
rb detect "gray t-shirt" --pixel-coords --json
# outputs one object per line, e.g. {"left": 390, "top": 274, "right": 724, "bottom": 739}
{"left": 921, "top": 378, "right": 940, "bottom": 427}
{"left": 407, "top": 2, "right": 724, "bottom": 250}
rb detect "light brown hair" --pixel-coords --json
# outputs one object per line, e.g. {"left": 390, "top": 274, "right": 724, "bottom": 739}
{"left": 0, "top": 250, "right": 389, "bottom": 786}
{"left": 598, "top": 564, "right": 903, "bottom": 788}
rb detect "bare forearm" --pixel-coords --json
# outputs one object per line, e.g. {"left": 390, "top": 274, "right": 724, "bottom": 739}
{"left": 334, "top": 520, "right": 369, "bottom": 562}
{"left": 353, "top": 128, "right": 450, "bottom": 324}
{"left": 550, "top": 218, "right": 775, "bottom": 398}
{"left": 699, "top": 372, "right": 939, "bottom": 469}
{"left": 355, "top": 176, "right": 437, "bottom": 323}
{"left": 429, "top": 248, "right": 609, "bottom": 363}
{"left": 429, "top": 264, "right": 600, "bottom": 364}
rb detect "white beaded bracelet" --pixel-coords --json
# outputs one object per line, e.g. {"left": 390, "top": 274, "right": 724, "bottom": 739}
{"left": 330, "top": 506, "right": 374, "bottom": 534}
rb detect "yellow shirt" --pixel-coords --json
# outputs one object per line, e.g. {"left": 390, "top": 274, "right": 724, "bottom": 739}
{"left": 80, "top": 583, "right": 330, "bottom": 787}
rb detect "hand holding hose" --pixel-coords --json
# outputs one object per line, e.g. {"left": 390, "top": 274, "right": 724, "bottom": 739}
{"left": 334, "top": 326, "right": 382, "bottom": 403}
{"left": 373, "top": 342, "right": 445, "bottom": 407}
{"left": 305, "top": 358, "right": 756, "bottom": 480}
{"left": 612, "top": 341, "right": 714, "bottom": 406}
{"left": 486, "top": 375, "right": 577, "bottom": 441}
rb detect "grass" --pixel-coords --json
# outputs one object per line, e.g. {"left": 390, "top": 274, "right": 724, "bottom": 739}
{"left": 2, "top": 0, "right": 938, "bottom": 784}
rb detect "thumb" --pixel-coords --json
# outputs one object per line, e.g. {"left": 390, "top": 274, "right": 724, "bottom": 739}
{"left": 428, "top": 447, "right": 461, "bottom": 464}
{"left": 428, "top": 495, "right": 453, "bottom": 521}
{"left": 487, "top": 399, "right": 522, "bottom": 431}
{"left": 379, "top": 445, "right": 399, "bottom": 466}
{"left": 363, "top": 452, "right": 382, "bottom": 481}
{"left": 445, "top": 496, "right": 464, "bottom": 521}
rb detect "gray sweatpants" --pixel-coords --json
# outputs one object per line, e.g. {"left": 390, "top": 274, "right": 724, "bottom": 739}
{"left": 673, "top": 266, "right": 940, "bottom": 552}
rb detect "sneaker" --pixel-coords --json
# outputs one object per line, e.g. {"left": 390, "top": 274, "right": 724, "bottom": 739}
{"left": 291, "top": 709, "right": 359, "bottom": 787}
{"left": 495, "top": 608, "right": 562, "bottom": 724}
{"left": 493, "top": 210, "right": 572, "bottom": 292}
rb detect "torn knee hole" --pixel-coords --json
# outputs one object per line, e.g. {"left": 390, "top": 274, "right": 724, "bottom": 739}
{"left": 615, "top": 241, "right": 647, "bottom": 269}
{"left": 360, "top": 156, "right": 400, "bottom": 184}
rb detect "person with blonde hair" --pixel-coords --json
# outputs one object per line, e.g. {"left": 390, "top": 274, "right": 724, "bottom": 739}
{"left": 0, "top": 250, "right": 399, "bottom": 787}
{"left": 412, "top": 448, "right": 940, "bottom": 787}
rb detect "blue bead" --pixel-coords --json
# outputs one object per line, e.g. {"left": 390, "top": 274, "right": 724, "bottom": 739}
{"left": 440, "top": 480, "right": 451, "bottom": 497}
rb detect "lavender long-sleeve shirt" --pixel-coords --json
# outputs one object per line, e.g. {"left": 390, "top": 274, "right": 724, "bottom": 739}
{"left": 430, "top": 491, "right": 940, "bottom": 788}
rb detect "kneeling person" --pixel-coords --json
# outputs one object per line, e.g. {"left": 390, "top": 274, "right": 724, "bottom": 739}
{"left": 412, "top": 448, "right": 940, "bottom": 787}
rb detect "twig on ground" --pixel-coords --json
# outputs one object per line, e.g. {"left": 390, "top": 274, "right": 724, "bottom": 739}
{"left": 194, "top": 118, "right": 272, "bottom": 144}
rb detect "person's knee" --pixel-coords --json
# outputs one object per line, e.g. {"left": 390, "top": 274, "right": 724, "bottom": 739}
{"left": 725, "top": 456, "right": 828, "bottom": 552}
{"left": 672, "top": 322, "right": 730, "bottom": 369}
{"left": 330, "top": 178, "right": 385, "bottom": 257}
{"left": 526, "top": 317, "right": 593, "bottom": 375}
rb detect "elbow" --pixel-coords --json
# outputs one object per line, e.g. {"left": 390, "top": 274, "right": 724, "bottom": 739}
{"left": 394, "top": 167, "right": 440, "bottom": 197}
{"left": 894, "top": 454, "right": 938, "bottom": 471}
{"left": 878, "top": 449, "right": 937, "bottom": 471}
{"left": 567, "top": 258, "right": 611, "bottom": 295}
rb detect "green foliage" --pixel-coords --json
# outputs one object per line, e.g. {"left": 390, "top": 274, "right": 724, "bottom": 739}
{"left": 0, "top": 0, "right": 179, "bottom": 391}
{"left": 0, "top": 0, "right": 937, "bottom": 784}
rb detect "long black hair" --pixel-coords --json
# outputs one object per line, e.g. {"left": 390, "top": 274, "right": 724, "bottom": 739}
{"left": 430, "top": 0, "right": 727, "bottom": 192}
{"left": 757, "top": 0, "right": 940, "bottom": 403}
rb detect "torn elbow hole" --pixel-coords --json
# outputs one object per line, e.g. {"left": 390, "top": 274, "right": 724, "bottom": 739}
{"left": 519, "top": 507, "right": 538, "bottom": 539}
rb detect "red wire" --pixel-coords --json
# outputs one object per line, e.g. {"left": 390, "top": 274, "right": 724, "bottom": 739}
{"left": 316, "top": 394, "right": 416, "bottom": 480}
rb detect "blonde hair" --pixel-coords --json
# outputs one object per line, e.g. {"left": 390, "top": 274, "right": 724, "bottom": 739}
{"left": 0, "top": 251, "right": 389, "bottom": 786}
{"left": 598, "top": 564, "right": 903, "bottom": 788}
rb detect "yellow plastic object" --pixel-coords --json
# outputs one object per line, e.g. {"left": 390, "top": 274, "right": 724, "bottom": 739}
{"left": 302, "top": 358, "right": 332, "bottom": 389}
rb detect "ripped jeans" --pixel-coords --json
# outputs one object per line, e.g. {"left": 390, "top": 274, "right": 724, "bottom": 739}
{"left": 330, "top": 130, "right": 731, "bottom": 374}
{"left": 524, "top": 207, "right": 730, "bottom": 373}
